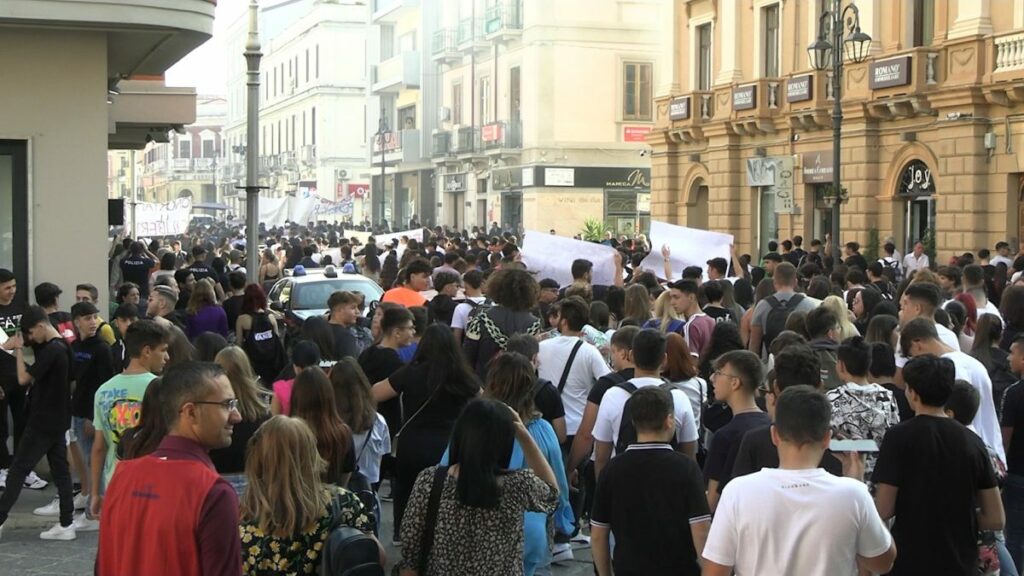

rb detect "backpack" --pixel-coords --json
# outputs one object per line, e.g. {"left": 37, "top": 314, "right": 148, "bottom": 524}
{"left": 242, "top": 312, "right": 287, "bottom": 386}
{"left": 762, "top": 294, "right": 805, "bottom": 352}
{"left": 319, "top": 494, "right": 384, "bottom": 576}
{"left": 614, "top": 380, "right": 681, "bottom": 456}
{"left": 346, "top": 432, "right": 380, "bottom": 535}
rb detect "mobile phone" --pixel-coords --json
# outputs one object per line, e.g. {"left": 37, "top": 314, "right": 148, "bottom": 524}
{"left": 829, "top": 439, "right": 879, "bottom": 453}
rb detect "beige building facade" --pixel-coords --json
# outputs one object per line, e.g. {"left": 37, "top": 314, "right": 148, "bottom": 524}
{"left": 652, "top": 0, "right": 1024, "bottom": 263}
{"left": 430, "top": 0, "right": 660, "bottom": 235}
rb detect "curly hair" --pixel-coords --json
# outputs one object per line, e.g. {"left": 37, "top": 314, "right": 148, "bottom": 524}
{"left": 485, "top": 268, "right": 538, "bottom": 311}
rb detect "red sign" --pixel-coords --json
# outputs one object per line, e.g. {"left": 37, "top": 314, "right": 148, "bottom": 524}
{"left": 349, "top": 183, "right": 369, "bottom": 199}
{"left": 623, "top": 126, "right": 652, "bottom": 142}
{"left": 482, "top": 123, "right": 504, "bottom": 143}
{"left": 373, "top": 132, "right": 401, "bottom": 152}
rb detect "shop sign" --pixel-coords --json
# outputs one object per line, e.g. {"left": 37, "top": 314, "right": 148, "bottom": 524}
{"left": 349, "top": 183, "right": 368, "bottom": 198}
{"left": 733, "top": 85, "right": 757, "bottom": 111}
{"left": 545, "top": 168, "right": 576, "bottom": 187}
{"left": 492, "top": 167, "right": 524, "bottom": 191}
{"left": 481, "top": 123, "right": 503, "bottom": 143}
{"left": 604, "top": 168, "right": 649, "bottom": 189}
{"left": 746, "top": 157, "right": 776, "bottom": 187}
{"left": 669, "top": 96, "right": 690, "bottom": 120}
{"left": 870, "top": 56, "right": 912, "bottom": 89}
{"left": 802, "top": 152, "right": 834, "bottom": 183}
{"left": 623, "top": 126, "right": 652, "bottom": 142}
{"left": 443, "top": 172, "right": 467, "bottom": 193}
{"left": 522, "top": 167, "right": 534, "bottom": 187}
{"left": 770, "top": 156, "right": 795, "bottom": 214}
{"left": 898, "top": 160, "right": 934, "bottom": 197}
{"left": 787, "top": 75, "right": 813, "bottom": 102}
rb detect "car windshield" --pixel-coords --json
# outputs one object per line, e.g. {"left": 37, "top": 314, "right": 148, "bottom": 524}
{"left": 291, "top": 279, "right": 383, "bottom": 310}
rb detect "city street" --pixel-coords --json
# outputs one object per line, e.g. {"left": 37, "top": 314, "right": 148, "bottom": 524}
{"left": 0, "top": 478, "right": 594, "bottom": 575}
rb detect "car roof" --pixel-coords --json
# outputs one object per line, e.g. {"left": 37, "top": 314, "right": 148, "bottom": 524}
{"left": 282, "top": 271, "right": 379, "bottom": 284}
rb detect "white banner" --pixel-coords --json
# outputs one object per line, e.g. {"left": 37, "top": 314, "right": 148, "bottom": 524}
{"left": 639, "top": 221, "right": 733, "bottom": 281}
{"left": 375, "top": 227, "right": 425, "bottom": 260}
{"left": 135, "top": 198, "right": 192, "bottom": 236}
{"left": 521, "top": 230, "right": 618, "bottom": 288}
{"left": 342, "top": 230, "right": 373, "bottom": 245}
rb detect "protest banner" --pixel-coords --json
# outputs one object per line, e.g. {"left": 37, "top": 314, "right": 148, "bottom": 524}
{"left": 135, "top": 198, "right": 192, "bottom": 236}
{"left": 639, "top": 221, "right": 733, "bottom": 280}
{"left": 375, "top": 227, "right": 425, "bottom": 259}
{"left": 521, "top": 231, "right": 618, "bottom": 288}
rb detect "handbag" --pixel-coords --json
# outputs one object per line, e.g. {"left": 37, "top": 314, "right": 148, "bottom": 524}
{"left": 390, "top": 386, "right": 439, "bottom": 458}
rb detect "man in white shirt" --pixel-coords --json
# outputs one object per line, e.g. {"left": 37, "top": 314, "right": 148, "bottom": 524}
{"left": 903, "top": 241, "right": 930, "bottom": 276}
{"left": 897, "top": 283, "right": 961, "bottom": 369}
{"left": 901, "top": 317, "right": 1006, "bottom": 465}
{"left": 538, "top": 296, "right": 611, "bottom": 440}
{"left": 592, "top": 329, "right": 698, "bottom": 477}
{"left": 450, "top": 270, "right": 488, "bottom": 342}
{"left": 993, "top": 241, "right": 1016, "bottom": 268}
{"left": 702, "top": 386, "right": 896, "bottom": 576}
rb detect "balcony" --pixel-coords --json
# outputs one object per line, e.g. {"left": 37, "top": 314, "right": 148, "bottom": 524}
{"left": 988, "top": 30, "right": 1024, "bottom": 104}
{"left": 171, "top": 158, "right": 192, "bottom": 171}
{"left": 726, "top": 78, "right": 784, "bottom": 136}
{"left": 431, "top": 29, "right": 460, "bottom": 64}
{"left": 457, "top": 18, "right": 488, "bottom": 53}
{"left": 454, "top": 126, "right": 483, "bottom": 158}
{"left": 372, "top": 51, "right": 421, "bottom": 94}
{"left": 482, "top": 120, "right": 522, "bottom": 154}
{"left": 370, "top": 0, "right": 418, "bottom": 24}
{"left": 484, "top": 1, "right": 523, "bottom": 42}
{"left": 662, "top": 91, "right": 715, "bottom": 143}
{"left": 370, "top": 129, "right": 422, "bottom": 166}
{"left": 193, "top": 157, "right": 214, "bottom": 171}
{"left": 431, "top": 131, "right": 452, "bottom": 159}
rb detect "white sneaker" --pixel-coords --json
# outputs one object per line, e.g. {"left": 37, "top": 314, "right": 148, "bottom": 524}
{"left": 72, "top": 513, "right": 99, "bottom": 532}
{"left": 551, "top": 543, "right": 574, "bottom": 564}
{"left": 74, "top": 492, "right": 88, "bottom": 511}
{"left": 24, "top": 471, "right": 48, "bottom": 490}
{"left": 0, "top": 468, "right": 7, "bottom": 490}
{"left": 570, "top": 533, "right": 591, "bottom": 545}
{"left": 39, "top": 522, "right": 76, "bottom": 541}
{"left": 33, "top": 496, "right": 61, "bottom": 516}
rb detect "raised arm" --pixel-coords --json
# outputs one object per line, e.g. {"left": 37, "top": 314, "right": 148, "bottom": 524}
{"left": 661, "top": 244, "right": 673, "bottom": 281}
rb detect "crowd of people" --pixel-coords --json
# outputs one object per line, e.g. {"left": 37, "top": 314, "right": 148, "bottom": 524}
{"left": 2, "top": 220, "right": 1024, "bottom": 575}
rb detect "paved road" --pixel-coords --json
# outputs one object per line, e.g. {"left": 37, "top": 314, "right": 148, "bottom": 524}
{"left": 0, "top": 479, "right": 594, "bottom": 575}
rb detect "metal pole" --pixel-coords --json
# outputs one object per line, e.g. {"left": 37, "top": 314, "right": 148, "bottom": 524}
{"left": 378, "top": 107, "right": 387, "bottom": 231}
{"left": 243, "top": 0, "right": 263, "bottom": 285}
{"left": 130, "top": 149, "right": 138, "bottom": 238}
{"left": 830, "top": 0, "right": 842, "bottom": 263}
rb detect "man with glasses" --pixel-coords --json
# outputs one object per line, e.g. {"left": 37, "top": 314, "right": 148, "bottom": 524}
{"left": 703, "top": 350, "right": 769, "bottom": 513}
{"left": 96, "top": 362, "right": 242, "bottom": 576}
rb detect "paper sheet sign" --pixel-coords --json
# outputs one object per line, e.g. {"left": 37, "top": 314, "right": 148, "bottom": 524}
{"left": 639, "top": 221, "right": 733, "bottom": 281}
{"left": 521, "top": 231, "right": 618, "bottom": 288}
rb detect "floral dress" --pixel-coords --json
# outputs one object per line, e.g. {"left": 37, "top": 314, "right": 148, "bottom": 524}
{"left": 398, "top": 467, "right": 559, "bottom": 576}
{"left": 240, "top": 486, "right": 373, "bottom": 575}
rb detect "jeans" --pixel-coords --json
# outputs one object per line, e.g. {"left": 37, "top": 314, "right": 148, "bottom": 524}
{"left": 0, "top": 427, "right": 75, "bottom": 527}
{"left": 0, "top": 382, "right": 28, "bottom": 469}
{"left": 1004, "top": 474, "right": 1024, "bottom": 571}
{"left": 71, "top": 416, "right": 93, "bottom": 487}
{"left": 997, "top": 531, "right": 1020, "bottom": 576}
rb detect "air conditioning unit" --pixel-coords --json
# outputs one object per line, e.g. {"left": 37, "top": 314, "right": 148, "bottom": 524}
{"left": 337, "top": 169, "right": 349, "bottom": 180}
{"left": 438, "top": 106, "right": 451, "bottom": 123}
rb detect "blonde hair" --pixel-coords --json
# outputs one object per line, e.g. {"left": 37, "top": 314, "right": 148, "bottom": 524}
{"left": 652, "top": 291, "right": 681, "bottom": 334}
{"left": 214, "top": 346, "right": 269, "bottom": 421}
{"left": 186, "top": 280, "right": 217, "bottom": 315}
{"left": 241, "top": 416, "right": 329, "bottom": 536}
{"left": 822, "top": 295, "right": 860, "bottom": 341}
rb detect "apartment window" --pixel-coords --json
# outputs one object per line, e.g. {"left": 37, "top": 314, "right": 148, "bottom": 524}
{"left": 479, "top": 77, "right": 492, "bottom": 124}
{"left": 399, "top": 31, "right": 416, "bottom": 53}
{"left": 762, "top": 3, "right": 780, "bottom": 77}
{"left": 311, "top": 107, "right": 317, "bottom": 145}
{"left": 381, "top": 25, "right": 395, "bottom": 60}
{"left": 315, "top": 45, "right": 320, "bottom": 78}
{"left": 178, "top": 139, "right": 191, "bottom": 159}
{"left": 398, "top": 105, "right": 416, "bottom": 130}
{"left": 272, "top": 68, "right": 277, "bottom": 98}
{"left": 277, "top": 120, "right": 282, "bottom": 154}
{"left": 623, "top": 62, "right": 652, "bottom": 121}
{"left": 305, "top": 49, "right": 309, "bottom": 82}
{"left": 291, "top": 115, "right": 297, "bottom": 151}
{"left": 913, "top": 0, "right": 935, "bottom": 47}
{"left": 452, "top": 82, "right": 463, "bottom": 125}
{"left": 697, "top": 23, "right": 712, "bottom": 91}
{"left": 302, "top": 111, "right": 307, "bottom": 145}
{"left": 262, "top": 126, "right": 267, "bottom": 156}
{"left": 202, "top": 139, "right": 215, "bottom": 158}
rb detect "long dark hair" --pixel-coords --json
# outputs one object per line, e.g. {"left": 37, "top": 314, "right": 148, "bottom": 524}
{"left": 329, "top": 357, "right": 377, "bottom": 434}
{"left": 301, "top": 316, "right": 337, "bottom": 362}
{"left": 242, "top": 284, "right": 268, "bottom": 314}
{"left": 410, "top": 324, "right": 481, "bottom": 398}
{"left": 291, "top": 367, "right": 352, "bottom": 484}
{"left": 485, "top": 352, "right": 537, "bottom": 422}
{"left": 699, "top": 322, "right": 744, "bottom": 379}
{"left": 448, "top": 398, "right": 516, "bottom": 509}
{"left": 122, "top": 377, "right": 167, "bottom": 460}
{"left": 972, "top": 313, "right": 1004, "bottom": 371}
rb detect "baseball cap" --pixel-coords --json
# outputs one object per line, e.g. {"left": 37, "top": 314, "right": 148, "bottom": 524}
{"left": 539, "top": 278, "right": 560, "bottom": 290}
{"left": 71, "top": 301, "right": 100, "bottom": 320}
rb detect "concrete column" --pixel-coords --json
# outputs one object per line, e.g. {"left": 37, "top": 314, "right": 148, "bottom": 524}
{"left": 854, "top": 0, "right": 883, "bottom": 55}
{"left": 948, "top": 0, "right": 992, "bottom": 39}
{"left": 715, "top": 0, "right": 743, "bottom": 85}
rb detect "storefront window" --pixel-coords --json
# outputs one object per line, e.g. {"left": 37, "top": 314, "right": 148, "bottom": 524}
{"left": 604, "top": 189, "right": 650, "bottom": 236}
{"left": 759, "top": 188, "right": 778, "bottom": 256}
{"left": 0, "top": 141, "right": 27, "bottom": 294}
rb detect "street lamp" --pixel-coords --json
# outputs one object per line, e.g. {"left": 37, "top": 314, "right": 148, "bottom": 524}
{"left": 238, "top": 0, "right": 266, "bottom": 284}
{"left": 375, "top": 107, "right": 390, "bottom": 231}
{"left": 808, "top": 0, "right": 871, "bottom": 263}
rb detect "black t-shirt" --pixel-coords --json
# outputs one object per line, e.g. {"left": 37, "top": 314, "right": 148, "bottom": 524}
{"left": 210, "top": 411, "right": 271, "bottom": 474}
{"left": 871, "top": 415, "right": 997, "bottom": 576}
{"left": 588, "top": 369, "right": 635, "bottom": 405}
{"left": 358, "top": 345, "right": 405, "bottom": 435}
{"left": 329, "top": 323, "right": 360, "bottom": 361}
{"left": 188, "top": 262, "right": 215, "bottom": 282}
{"left": 388, "top": 363, "right": 476, "bottom": 436}
{"left": 591, "top": 443, "right": 709, "bottom": 576}
{"left": 703, "top": 411, "right": 771, "bottom": 484}
{"left": 70, "top": 335, "right": 114, "bottom": 420}
{"left": 845, "top": 253, "right": 868, "bottom": 272}
{"left": 1000, "top": 380, "right": 1024, "bottom": 474}
{"left": 728, "top": 425, "right": 843, "bottom": 487}
{"left": 532, "top": 378, "right": 565, "bottom": 425}
{"left": 120, "top": 256, "right": 154, "bottom": 294}
{"left": 26, "top": 337, "right": 72, "bottom": 436}
{"left": 880, "top": 382, "right": 915, "bottom": 423}
{"left": 702, "top": 305, "right": 736, "bottom": 324}
{"left": 0, "top": 300, "right": 23, "bottom": 381}
{"left": 222, "top": 295, "right": 244, "bottom": 334}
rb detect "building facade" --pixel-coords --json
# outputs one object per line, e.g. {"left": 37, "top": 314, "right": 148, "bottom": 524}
{"left": 652, "top": 0, "right": 1024, "bottom": 262}
{"left": 223, "top": 0, "right": 372, "bottom": 222}
{"left": 426, "top": 0, "right": 660, "bottom": 235}
{"left": 0, "top": 1, "right": 211, "bottom": 311}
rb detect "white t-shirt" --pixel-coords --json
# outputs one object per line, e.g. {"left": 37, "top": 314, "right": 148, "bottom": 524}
{"left": 703, "top": 468, "right": 892, "bottom": 576}
{"left": 451, "top": 297, "right": 488, "bottom": 330}
{"left": 350, "top": 414, "right": 391, "bottom": 484}
{"left": 538, "top": 336, "right": 611, "bottom": 435}
{"left": 992, "top": 255, "right": 1015, "bottom": 268}
{"left": 943, "top": 350, "right": 1006, "bottom": 465}
{"left": 896, "top": 322, "right": 961, "bottom": 367}
{"left": 592, "top": 377, "right": 699, "bottom": 455}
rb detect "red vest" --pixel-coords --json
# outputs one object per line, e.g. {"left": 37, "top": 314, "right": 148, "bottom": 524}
{"left": 97, "top": 456, "right": 221, "bottom": 576}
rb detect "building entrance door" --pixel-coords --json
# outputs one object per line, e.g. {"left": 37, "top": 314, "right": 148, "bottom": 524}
{"left": 502, "top": 191, "right": 522, "bottom": 232}
{"left": 905, "top": 196, "right": 935, "bottom": 254}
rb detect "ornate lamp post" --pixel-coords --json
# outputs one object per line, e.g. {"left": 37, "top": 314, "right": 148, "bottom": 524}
{"left": 240, "top": 0, "right": 265, "bottom": 284}
{"left": 375, "top": 107, "right": 390, "bottom": 231}
{"left": 808, "top": 0, "right": 872, "bottom": 261}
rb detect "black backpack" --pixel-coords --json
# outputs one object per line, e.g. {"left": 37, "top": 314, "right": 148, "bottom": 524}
{"left": 614, "top": 380, "right": 681, "bottom": 456}
{"left": 346, "top": 433, "right": 380, "bottom": 536}
{"left": 242, "top": 312, "right": 287, "bottom": 386}
{"left": 319, "top": 493, "right": 384, "bottom": 576}
{"left": 762, "top": 293, "right": 805, "bottom": 352}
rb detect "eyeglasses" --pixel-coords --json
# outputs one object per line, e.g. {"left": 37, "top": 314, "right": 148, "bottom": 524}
{"left": 191, "top": 398, "right": 240, "bottom": 412}
{"left": 712, "top": 369, "right": 740, "bottom": 380}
